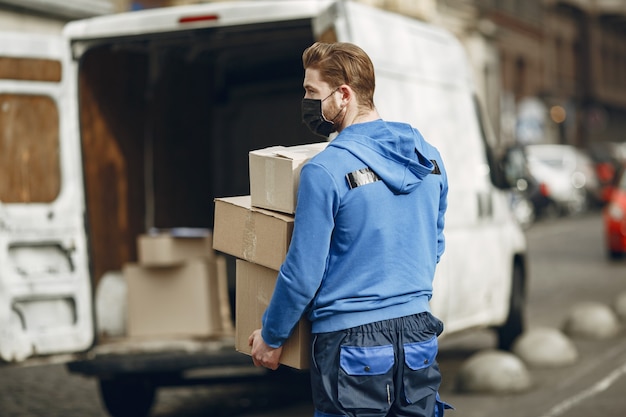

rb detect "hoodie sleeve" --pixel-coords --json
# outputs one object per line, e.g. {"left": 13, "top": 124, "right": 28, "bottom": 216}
{"left": 261, "top": 161, "right": 339, "bottom": 347}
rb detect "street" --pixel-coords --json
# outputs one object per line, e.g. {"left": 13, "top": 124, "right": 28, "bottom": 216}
{"left": 1, "top": 210, "right": 625, "bottom": 417}
{"left": 433, "top": 209, "right": 626, "bottom": 417}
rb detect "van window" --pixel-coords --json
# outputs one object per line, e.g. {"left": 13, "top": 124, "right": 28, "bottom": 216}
{"left": 473, "top": 95, "right": 508, "bottom": 189}
{"left": 0, "top": 94, "right": 61, "bottom": 203}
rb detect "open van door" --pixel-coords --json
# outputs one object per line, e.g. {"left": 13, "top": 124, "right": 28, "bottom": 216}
{"left": 0, "top": 32, "right": 93, "bottom": 362}
{"left": 319, "top": 2, "right": 526, "bottom": 345}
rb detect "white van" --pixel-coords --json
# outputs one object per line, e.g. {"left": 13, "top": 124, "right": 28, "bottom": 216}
{"left": 0, "top": 1, "right": 526, "bottom": 415}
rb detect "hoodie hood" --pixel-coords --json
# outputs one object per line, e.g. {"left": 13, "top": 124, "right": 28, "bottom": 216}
{"left": 328, "top": 119, "right": 434, "bottom": 194}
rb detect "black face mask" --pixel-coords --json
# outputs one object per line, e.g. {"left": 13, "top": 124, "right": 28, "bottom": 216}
{"left": 301, "top": 90, "right": 342, "bottom": 137}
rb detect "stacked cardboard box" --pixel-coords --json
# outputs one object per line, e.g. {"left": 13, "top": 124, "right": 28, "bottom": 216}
{"left": 249, "top": 142, "right": 328, "bottom": 214}
{"left": 235, "top": 259, "right": 311, "bottom": 369}
{"left": 125, "top": 229, "right": 233, "bottom": 339}
{"left": 213, "top": 142, "right": 327, "bottom": 369}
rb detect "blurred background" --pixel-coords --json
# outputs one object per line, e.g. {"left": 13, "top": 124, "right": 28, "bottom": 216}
{"left": 2, "top": 0, "right": 625, "bottom": 148}
{"left": 2, "top": 0, "right": 625, "bottom": 228}
{"left": 2, "top": 2, "right": 626, "bottom": 416}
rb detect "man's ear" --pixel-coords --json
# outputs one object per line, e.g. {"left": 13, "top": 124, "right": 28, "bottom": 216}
{"left": 338, "top": 85, "right": 352, "bottom": 104}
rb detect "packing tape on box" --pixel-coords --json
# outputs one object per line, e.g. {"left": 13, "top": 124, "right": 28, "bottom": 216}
{"left": 264, "top": 158, "right": 275, "bottom": 204}
{"left": 243, "top": 210, "right": 257, "bottom": 261}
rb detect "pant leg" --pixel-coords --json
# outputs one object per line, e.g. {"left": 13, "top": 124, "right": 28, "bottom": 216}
{"left": 310, "top": 312, "right": 450, "bottom": 417}
{"left": 391, "top": 312, "right": 444, "bottom": 417}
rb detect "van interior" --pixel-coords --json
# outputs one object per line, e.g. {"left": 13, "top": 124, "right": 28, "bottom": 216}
{"left": 76, "top": 20, "right": 324, "bottom": 293}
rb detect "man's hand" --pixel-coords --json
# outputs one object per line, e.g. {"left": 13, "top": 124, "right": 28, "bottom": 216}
{"left": 248, "top": 329, "right": 283, "bottom": 370}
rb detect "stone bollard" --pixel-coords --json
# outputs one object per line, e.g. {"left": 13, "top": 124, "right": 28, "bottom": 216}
{"left": 455, "top": 350, "right": 532, "bottom": 394}
{"left": 512, "top": 327, "right": 578, "bottom": 368}
{"left": 562, "top": 301, "right": 621, "bottom": 339}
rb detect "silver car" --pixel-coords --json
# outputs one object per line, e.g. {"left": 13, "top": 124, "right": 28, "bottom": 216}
{"left": 524, "top": 144, "right": 601, "bottom": 215}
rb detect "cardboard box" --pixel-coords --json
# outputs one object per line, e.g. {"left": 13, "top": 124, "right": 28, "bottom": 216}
{"left": 213, "top": 196, "right": 293, "bottom": 270}
{"left": 138, "top": 228, "right": 214, "bottom": 266}
{"left": 126, "top": 257, "right": 233, "bottom": 338}
{"left": 235, "top": 259, "right": 311, "bottom": 369}
{"left": 249, "top": 142, "right": 327, "bottom": 214}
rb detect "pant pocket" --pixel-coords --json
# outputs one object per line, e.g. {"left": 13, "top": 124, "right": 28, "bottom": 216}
{"left": 402, "top": 336, "right": 441, "bottom": 405}
{"left": 338, "top": 344, "right": 395, "bottom": 412}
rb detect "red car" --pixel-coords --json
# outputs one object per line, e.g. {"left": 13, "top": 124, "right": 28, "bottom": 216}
{"left": 604, "top": 167, "right": 626, "bottom": 259}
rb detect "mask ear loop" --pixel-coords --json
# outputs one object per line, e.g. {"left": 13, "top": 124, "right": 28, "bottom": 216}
{"left": 321, "top": 87, "right": 340, "bottom": 103}
{"left": 330, "top": 87, "right": 348, "bottom": 125}
{"left": 323, "top": 87, "right": 345, "bottom": 124}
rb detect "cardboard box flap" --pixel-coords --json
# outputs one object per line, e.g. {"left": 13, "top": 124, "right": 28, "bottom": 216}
{"left": 250, "top": 142, "right": 327, "bottom": 161}
{"left": 215, "top": 195, "right": 294, "bottom": 222}
{"left": 263, "top": 143, "right": 327, "bottom": 161}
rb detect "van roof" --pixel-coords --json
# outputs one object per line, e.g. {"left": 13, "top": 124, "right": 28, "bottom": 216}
{"left": 63, "top": 0, "right": 334, "bottom": 40}
{"left": 63, "top": 0, "right": 473, "bottom": 91}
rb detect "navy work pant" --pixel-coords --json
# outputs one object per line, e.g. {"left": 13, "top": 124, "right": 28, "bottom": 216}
{"left": 310, "top": 312, "right": 452, "bottom": 417}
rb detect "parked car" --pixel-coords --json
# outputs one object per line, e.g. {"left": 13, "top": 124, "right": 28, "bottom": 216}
{"left": 524, "top": 144, "right": 601, "bottom": 215}
{"left": 604, "top": 168, "right": 626, "bottom": 259}
{"left": 502, "top": 145, "right": 556, "bottom": 228}
{"left": 588, "top": 141, "right": 626, "bottom": 204}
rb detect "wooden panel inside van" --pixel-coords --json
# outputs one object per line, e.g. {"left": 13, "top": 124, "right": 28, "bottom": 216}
{"left": 0, "top": 94, "right": 60, "bottom": 203}
{"left": 79, "top": 46, "right": 147, "bottom": 286}
{"left": 0, "top": 57, "right": 61, "bottom": 82}
{"left": 76, "top": 23, "right": 319, "bottom": 286}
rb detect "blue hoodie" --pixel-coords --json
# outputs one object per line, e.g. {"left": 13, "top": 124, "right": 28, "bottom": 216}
{"left": 261, "top": 119, "right": 448, "bottom": 347}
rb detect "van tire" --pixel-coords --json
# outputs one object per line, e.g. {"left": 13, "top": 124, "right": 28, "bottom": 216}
{"left": 99, "top": 376, "right": 156, "bottom": 417}
{"left": 496, "top": 260, "right": 525, "bottom": 351}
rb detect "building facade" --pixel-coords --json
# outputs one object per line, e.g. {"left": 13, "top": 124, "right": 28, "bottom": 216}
{"left": 475, "top": 0, "right": 626, "bottom": 149}
{"left": 2, "top": 0, "right": 624, "bottom": 150}
{"left": 362, "top": 0, "right": 626, "bottom": 151}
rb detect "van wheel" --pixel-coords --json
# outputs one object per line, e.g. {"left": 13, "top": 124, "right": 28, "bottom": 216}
{"left": 99, "top": 376, "right": 156, "bottom": 417}
{"left": 495, "top": 261, "right": 525, "bottom": 351}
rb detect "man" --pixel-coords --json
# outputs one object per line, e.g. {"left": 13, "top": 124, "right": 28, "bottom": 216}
{"left": 248, "top": 42, "right": 450, "bottom": 417}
